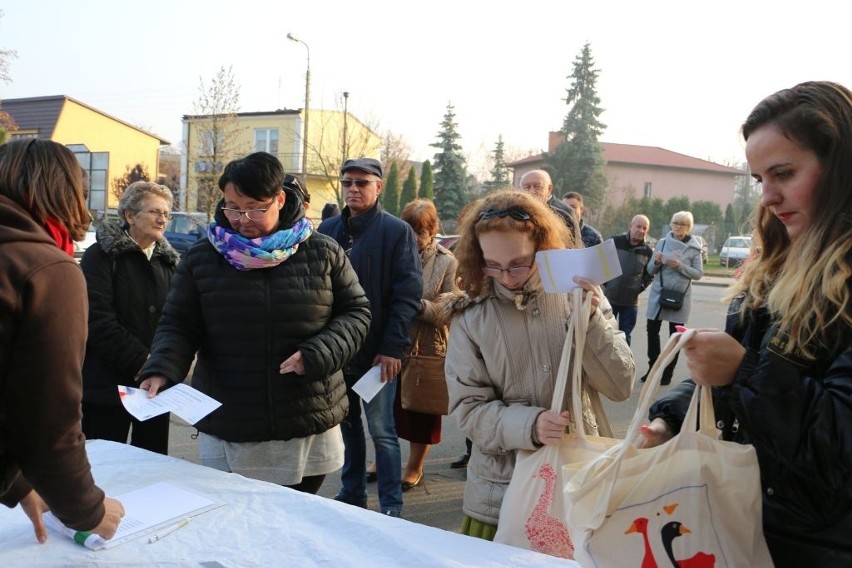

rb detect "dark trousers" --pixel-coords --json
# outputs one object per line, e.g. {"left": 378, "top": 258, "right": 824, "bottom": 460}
{"left": 82, "top": 402, "right": 170, "bottom": 455}
{"left": 285, "top": 474, "right": 326, "bottom": 495}
{"left": 611, "top": 304, "right": 638, "bottom": 345}
{"left": 646, "top": 319, "right": 683, "bottom": 382}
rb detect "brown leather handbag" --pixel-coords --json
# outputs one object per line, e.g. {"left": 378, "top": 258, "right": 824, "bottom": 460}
{"left": 400, "top": 329, "right": 449, "bottom": 416}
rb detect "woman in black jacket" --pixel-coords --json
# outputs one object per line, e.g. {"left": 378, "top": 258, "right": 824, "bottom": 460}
{"left": 81, "top": 181, "right": 179, "bottom": 455}
{"left": 641, "top": 81, "right": 852, "bottom": 566}
{"left": 138, "top": 152, "right": 371, "bottom": 495}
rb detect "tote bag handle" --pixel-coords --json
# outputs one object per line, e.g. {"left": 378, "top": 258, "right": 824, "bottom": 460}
{"left": 549, "top": 288, "right": 592, "bottom": 433}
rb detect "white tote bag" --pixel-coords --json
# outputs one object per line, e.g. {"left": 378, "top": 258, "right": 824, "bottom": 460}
{"left": 563, "top": 330, "right": 774, "bottom": 567}
{"left": 493, "top": 289, "right": 620, "bottom": 559}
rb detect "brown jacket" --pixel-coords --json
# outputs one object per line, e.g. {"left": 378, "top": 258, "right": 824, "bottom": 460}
{"left": 409, "top": 242, "right": 458, "bottom": 357}
{"left": 0, "top": 195, "right": 105, "bottom": 530}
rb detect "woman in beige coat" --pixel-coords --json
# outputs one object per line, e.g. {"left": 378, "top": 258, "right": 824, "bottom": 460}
{"left": 443, "top": 190, "right": 635, "bottom": 540}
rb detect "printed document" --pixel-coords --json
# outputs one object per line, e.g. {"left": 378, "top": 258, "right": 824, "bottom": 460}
{"left": 351, "top": 364, "right": 384, "bottom": 402}
{"left": 43, "top": 481, "right": 220, "bottom": 550}
{"left": 536, "top": 239, "right": 623, "bottom": 293}
{"left": 118, "top": 383, "right": 221, "bottom": 425}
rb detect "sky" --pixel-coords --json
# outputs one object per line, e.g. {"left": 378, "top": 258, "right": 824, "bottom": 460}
{"left": 2, "top": 0, "right": 850, "bottom": 176}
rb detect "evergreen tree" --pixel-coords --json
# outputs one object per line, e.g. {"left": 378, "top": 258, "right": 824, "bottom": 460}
{"left": 724, "top": 203, "right": 736, "bottom": 238}
{"left": 691, "top": 200, "right": 723, "bottom": 226}
{"left": 382, "top": 161, "right": 401, "bottom": 216}
{"left": 485, "top": 135, "right": 510, "bottom": 191}
{"left": 420, "top": 160, "right": 434, "bottom": 200}
{"left": 430, "top": 103, "right": 468, "bottom": 222}
{"left": 546, "top": 42, "right": 608, "bottom": 216}
{"left": 399, "top": 166, "right": 418, "bottom": 210}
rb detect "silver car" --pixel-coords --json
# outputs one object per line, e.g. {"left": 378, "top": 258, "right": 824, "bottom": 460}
{"left": 720, "top": 236, "right": 752, "bottom": 267}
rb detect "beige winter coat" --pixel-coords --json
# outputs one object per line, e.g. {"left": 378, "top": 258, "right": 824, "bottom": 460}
{"left": 443, "top": 271, "right": 635, "bottom": 525}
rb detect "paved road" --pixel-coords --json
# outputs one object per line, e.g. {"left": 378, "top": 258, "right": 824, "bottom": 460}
{"left": 166, "top": 277, "right": 734, "bottom": 533}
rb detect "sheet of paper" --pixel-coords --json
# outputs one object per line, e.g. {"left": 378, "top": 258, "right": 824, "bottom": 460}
{"left": 661, "top": 236, "right": 688, "bottom": 262}
{"left": 536, "top": 239, "right": 623, "bottom": 293}
{"left": 43, "top": 481, "right": 221, "bottom": 550}
{"left": 118, "top": 383, "right": 222, "bottom": 425}
{"left": 351, "top": 364, "right": 384, "bottom": 402}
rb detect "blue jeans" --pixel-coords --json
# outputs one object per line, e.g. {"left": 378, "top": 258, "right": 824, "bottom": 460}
{"left": 338, "top": 373, "right": 403, "bottom": 514}
{"left": 610, "top": 304, "right": 638, "bottom": 345}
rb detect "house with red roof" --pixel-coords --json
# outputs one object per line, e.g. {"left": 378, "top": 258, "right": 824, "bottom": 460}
{"left": 507, "top": 132, "right": 746, "bottom": 212}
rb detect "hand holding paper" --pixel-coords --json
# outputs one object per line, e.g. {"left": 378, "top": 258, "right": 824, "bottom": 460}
{"left": 536, "top": 239, "right": 623, "bottom": 293}
{"left": 118, "top": 383, "right": 221, "bottom": 425}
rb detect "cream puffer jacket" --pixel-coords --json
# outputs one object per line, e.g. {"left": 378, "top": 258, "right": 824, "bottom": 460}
{"left": 443, "top": 272, "right": 635, "bottom": 525}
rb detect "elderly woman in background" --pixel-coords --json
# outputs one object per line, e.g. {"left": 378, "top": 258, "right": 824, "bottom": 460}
{"left": 0, "top": 138, "right": 124, "bottom": 542}
{"left": 137, "top": 152, "right": 371, "bottom": 495}
{"left": 80, "top": 181, "right": 179, "bottom": 455}
{"left": 443, "top": 190, "right": 634, "bottom": 539}
{"left": 641, "top": 210, "right": 704, "bottom": 385}
{"left": 394, "top": 199, "right": 458, "bottom": 491}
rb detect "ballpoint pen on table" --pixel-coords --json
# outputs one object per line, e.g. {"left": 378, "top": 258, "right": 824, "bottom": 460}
{"left": 148, "top": 517, "right": 192, "bottom": 544}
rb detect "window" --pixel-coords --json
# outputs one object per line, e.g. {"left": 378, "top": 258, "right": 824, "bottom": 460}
{"left": 254, "top": 128, "right": 279, "bottom": 154}
{"left": 643, "top": 182, "right": 652, "bottom": 199}
{"left": 70, "top": 144, "right": 109, "bottom": 210}
{"left": 9, "top": 130, "right": 38, "bottom": 139}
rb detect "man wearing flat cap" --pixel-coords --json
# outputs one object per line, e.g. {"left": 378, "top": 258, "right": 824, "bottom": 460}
{"left": 318, "top": 158, "right": 422, "bottom": 518}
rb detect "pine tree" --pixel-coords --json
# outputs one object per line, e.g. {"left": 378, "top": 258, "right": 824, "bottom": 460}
{"left": 399, "top": 166, "right": 418, "bottom": 210}
{"left": 420, "top": 160, "right": 434, "bottom": 200}
{"left": 546, "top": 42, "right": 608, "bottom": 217}
{"left": 382, "top": 161, "right": 401, "bottom": 216}
{"left": 484, "top": 135, "right": 511, "bottom": 192}
{"left": 430, "top": 103, "right": 468, "bottom": 222}
{"left": 724, "top": 203, "right": 736, "bottom": 238}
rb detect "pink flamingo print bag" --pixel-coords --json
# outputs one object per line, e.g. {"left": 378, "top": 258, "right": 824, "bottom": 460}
{"left": 562, "top": 330, "right": 774, "bottom": 567}
{"left": 493, "top": 289, "right": 620, "bottom": 559}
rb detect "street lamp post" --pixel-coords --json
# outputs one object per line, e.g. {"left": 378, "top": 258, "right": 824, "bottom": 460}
{"left": 287, "top": 32, "right": 310, "bottom": 186}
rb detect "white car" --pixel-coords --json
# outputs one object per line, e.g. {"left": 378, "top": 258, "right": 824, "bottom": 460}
{"left": 74, "top": 223, "right": 98, "bottom": 260}
{"left": 719, "top": 236, "right": 752, "bottom": 267}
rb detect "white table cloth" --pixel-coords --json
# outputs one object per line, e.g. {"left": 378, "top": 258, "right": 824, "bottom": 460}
{"left": 0, "top": 440, "right": 578, "bottom": 567}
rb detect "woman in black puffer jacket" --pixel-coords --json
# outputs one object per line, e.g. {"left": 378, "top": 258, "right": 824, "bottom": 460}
{"left": 138, "top": 152, "right": 371, "bottom": 495}
{"left": 81, "top": 181, "right": 179, "bottom": 455}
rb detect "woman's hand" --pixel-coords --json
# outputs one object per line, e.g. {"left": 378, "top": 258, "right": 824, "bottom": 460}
{"left": 534, "top": 410, "right": 570, "bottom": 445}
{"left": 20, "top": 490, "right": 49, "bottom": 543}
{"left": 279, "top": 351, "right": 305, "bottom": 375}
{"left": 572, "top": 277, "right": 602, "bottom": 314}
{"left": 637, "top": 418, "right": 673, "bottom": 449}
{"left": 138, "top": 375, "right": 168, "bottom": 397}
{"left": 665, "top": 257, "right": 681, "bottom": 269}
{"left": 89, "top": 497, "right": 125, "bottom": 540}
{"left": 681, "top": 330, "right": 745, "bottom": 387}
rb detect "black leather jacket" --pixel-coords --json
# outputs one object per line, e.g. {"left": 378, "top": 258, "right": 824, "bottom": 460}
{"left": 649, "top": 299, "right": 852, "bottom": 567}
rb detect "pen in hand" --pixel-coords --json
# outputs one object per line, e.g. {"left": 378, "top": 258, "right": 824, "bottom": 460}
{"left": 148, "top": 517, "right": 192, "bottom": 544}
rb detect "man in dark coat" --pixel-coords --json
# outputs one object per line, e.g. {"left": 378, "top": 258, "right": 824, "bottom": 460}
{"left": 602, "top": 214, "right": 653, "bottom": 344}
{"left": 318, "top": 158, "right": 423, "bottom": 518}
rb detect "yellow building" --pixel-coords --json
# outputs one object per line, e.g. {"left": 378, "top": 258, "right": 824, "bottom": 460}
{"left": 182, "top": 108, "right": 380, "bottom": 222}
{"left": 1, "top": 95, "right": 169, "bottom": 213}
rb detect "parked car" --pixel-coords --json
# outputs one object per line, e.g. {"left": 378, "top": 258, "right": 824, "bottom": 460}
{"left": 73, "top": 222, "right": 98, "bottom": 260}
{"left": 165, "top": 212, "right": 208, "bottom": 254}
{"left": 720, "top": 236, "right": 752, "bottom": 267}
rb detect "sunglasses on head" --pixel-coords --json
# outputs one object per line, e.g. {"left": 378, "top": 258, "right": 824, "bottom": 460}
{"left": 477, "top": 206, "right": 532, "bottom": 222}
{"left": 340, "top": 179, "right": 376, "bottom": 188}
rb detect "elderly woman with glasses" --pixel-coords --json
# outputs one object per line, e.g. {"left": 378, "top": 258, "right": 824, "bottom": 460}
{"left": 137, "top": 152, "right": 371, "bottom": 495}
{"left": 80, "top": 181, "right": 179, "bottom": 455}
{"left": 442, "top": 190, "right": 634, "bottom": 541}
{"left": 641, "top": 210, "right": 704, "bottom": 385}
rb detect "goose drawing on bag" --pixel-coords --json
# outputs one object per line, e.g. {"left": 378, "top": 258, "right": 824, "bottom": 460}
{"left": 524, "top": 463, "right": 574, "bottom": 558}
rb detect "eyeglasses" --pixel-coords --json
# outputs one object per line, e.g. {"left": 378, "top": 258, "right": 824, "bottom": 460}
{"left": 671, "top": 222, "right": 689, "bottom": 227}
{"left": 477, "top": 207, "right": 532, "bottom": 222}
{"left": 521, "top": 183, "right": 546, "bottom": 192}
{"left": 144, "top": 209, "right": 172, "bottom": 220}
{"left": 340, "top": 179, "right": 377, "bottom": 188}
{"left": 222, "top": 199, "right": 276, "bottom": 222}
{"left": 481, "top": 260, "right": 536, "bottom": 279}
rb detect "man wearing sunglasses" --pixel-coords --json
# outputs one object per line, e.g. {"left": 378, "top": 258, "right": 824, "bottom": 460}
{"left": 318, "top": 158, "right": 423, "bottom": 518}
